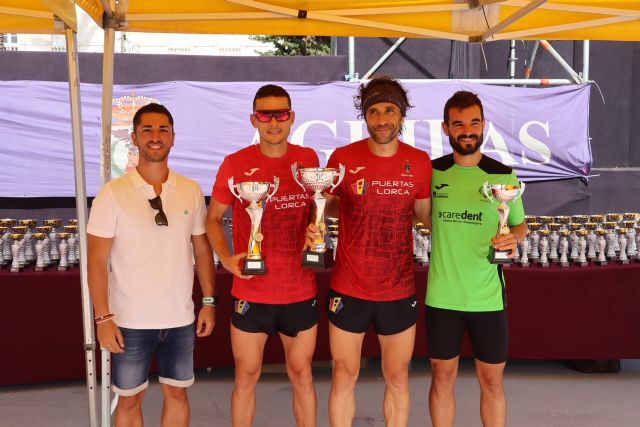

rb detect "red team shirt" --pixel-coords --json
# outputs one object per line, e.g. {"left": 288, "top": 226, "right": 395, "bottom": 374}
{"left": 328, "top": 139, "right": 432, "bottom": 301}
{"left": 212, "top": 144, "right": 319, "bottom": 304}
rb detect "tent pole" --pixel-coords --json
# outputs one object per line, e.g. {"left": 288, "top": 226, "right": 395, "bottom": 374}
{"left": 540, "top": 40, "right": 583, "bottom": 84}
{"left": 64, "top": 26, "right": 98, "bottom": 427}
{"left": 508, "top": 40, "right": 517, "bottom": 86}
{"left": 362, "top": 37, "right": 406, "bottom": 80}
{"left": 101, "top": 27, "right": 115, "bottom": 185}
{"left": 583, "top": 40, "right": 590, "bottom": 81}
{"left": 345, "top": 36, "right": 358, "bottom": 81}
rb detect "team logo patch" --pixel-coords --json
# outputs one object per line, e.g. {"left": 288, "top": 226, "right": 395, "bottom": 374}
{"left": 329, "top": 297, "right": 344, "bottom": 313}
{"left": 404, "top": 161, "right": 411, "bottom": 173}
{"left": 234, "top": 300, "right": 250, "bottom": 315}
{"left": 351, "top": 178, "right": 368, "bottom": 195}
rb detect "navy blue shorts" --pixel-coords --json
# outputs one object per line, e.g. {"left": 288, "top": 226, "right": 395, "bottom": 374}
{"left": 112, "top": 323, "right": 195, "bottom": 396}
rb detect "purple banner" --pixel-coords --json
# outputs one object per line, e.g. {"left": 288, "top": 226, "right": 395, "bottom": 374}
{"left": 0, "top": 80, "right": 591, "bottom": 197}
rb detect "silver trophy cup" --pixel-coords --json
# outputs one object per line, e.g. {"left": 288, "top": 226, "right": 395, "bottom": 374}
{"left": 292, "top": 164, "right": 345, "bottom": 267}
{"left": 482, "top": 182, "right": 526, "bottom": 264}
{"left": 229, "top": 177, "right": 279, "bottom": 275}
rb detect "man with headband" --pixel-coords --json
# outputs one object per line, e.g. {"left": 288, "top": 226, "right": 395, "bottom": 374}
{"left": 307, "top": 76, "right": 432, "bottom": 426}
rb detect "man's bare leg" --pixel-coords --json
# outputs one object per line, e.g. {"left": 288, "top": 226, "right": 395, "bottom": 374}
{"left": 429, "top": 357, "right": 459, "bottom": 427}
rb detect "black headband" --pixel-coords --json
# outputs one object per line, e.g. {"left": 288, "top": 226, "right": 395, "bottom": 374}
{"left": 361, "top": 84, "right": 408, "bottom": 115}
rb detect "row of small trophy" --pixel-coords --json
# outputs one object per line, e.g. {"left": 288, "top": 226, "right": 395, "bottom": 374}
{"left": 225, "top": 163, "right": 345, "bottom": 275}
{"left": 0, "top": 218, "right": 80, "bottom": 273}
{"left": 513, "top": 213, "right": 640, "bottom": 267}
{"left": 413, "top": 223, "right": 431, "bottom": 266}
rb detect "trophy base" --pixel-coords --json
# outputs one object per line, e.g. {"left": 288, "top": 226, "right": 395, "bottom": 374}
{"left": 489, "top": 248, "right": 512, "bottom": 264}
{"left": 560, "top": 262, "right": 571, "bottom": 268}
{"left": 302, "top": 250, "right": 325, "bottom": 268}
{"left": 518, "top": 261, "right": 530, "bottom": 267}
{"left": 577, "top": 261, "right": 589, "bottom": 267}
{"left": 608, "top": 255, "right": 617, "bottom": 262}
{"left": 596, "top": 260, "right": 608, "bottom": 266}
{"left": 57, "top": 265, "right": 70, "bottom": 271}
{"left": 538, "top": 261, "right": 550, "bottom": 268}
{"left": 10, "top": 266, "right": 23, "bottom": 273}
{"left": 242, "top": 258, "right": 266, "bottom": 276}
{"left": 34, "top": 266, "right": 47, "bottom": 272}
{"left": 617, "top": 259, "right": 630, "bottom": 265}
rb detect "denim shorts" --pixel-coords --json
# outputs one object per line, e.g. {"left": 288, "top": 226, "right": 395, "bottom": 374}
{"left": 112, "top": 323, "right": 195, "bottom": 396}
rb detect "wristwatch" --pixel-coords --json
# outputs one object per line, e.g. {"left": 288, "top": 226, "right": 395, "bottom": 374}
{"left": 202, "top": 296, "right": 218, "bottom": 307}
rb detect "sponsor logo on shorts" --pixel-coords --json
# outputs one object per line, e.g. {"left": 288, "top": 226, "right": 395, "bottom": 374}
{"left": 329, "top": 297, "right": 344, "bottom": 313}
{"left": 311, "top": 299, "right": 317, "bottom": 307}
{"left": 234, "top": 300, "right": 250, "bottom": 315}
{"left": 411, "top": 300, "right": 417, "bottom": 308}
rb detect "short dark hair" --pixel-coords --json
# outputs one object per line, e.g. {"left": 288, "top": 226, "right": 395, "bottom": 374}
{"left": 132, "top": 103, "right": 174, "bottom": 132}
{"left": 252, "top": 84, "right": 291, "bottom": 111}
{"left": 354, "top": 76, "right": 412, "bottom": 119}
{"left": 443, "top": 91, "right": 484, "bottom": 124}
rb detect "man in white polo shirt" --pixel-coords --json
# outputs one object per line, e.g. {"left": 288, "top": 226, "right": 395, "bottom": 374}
{"left": 87, "top": 103, "right": 216, "bottom": 427}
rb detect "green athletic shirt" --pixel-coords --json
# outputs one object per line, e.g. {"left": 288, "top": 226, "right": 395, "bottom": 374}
{"left": 426, "top": 154, "right": 526, "bottom": 312}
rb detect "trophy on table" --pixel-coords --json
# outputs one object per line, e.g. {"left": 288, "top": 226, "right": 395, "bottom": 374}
{"left": 292, "top": 163, "right": 345, "bottom": 267}
{"left": 606, "top": 213, "right": 623, "bottom": 253}
{"left": 528, "top": 222, "right": 542, "bottom": 261}
{"left": 622, "top": 218, "right": 638, "bottom": 257}
{"left": 36, "top": 226, "right": 52, "bottom": 266}
{"left": 518, "top": 230, "right": 530, "bottom": 267}
{"left": 64, "top": 225, "right": 79, "bottom": 266}
{"left": 538, "top": 229, "right": 550, "bottom": 267}
{"left": 69, "top": 219, "right": 80, "bottom": 262}
{"left": 603, "top": 221, "right": 619, "bottom": 260}
{"left": 18, "top": 219, "right": 37, "bottom": 264}
{"left": 595, "top": 228, "right": 608, "bottom": 266}
{"left": 418, "top": 227, "right": 431, "bottom": 266}
{"left": 327, "top": 219, "right": 339, "bottom": 262}
{"left": 229, "top": 177, "right": 279, "bottom": 275}
{"left": 585, "top": 222, "right": 598, "bottom": 261}
{"left": 568, "top": 223, "right": 581, "bottom": 261}
{"left": 616, "top": 228, "right": 629, "bottom": 264}
{"left": 43, "top": 219, "right": 62, "bottom": 263}
{"left": 575, "top": 229, "right": 589, "bottom": 266}
{"left": 558, "top": 230, "right": 571, "bottom": 267}
{"left": 635, "top": 226, "right": 640, "bottom": 262}
{"left": 57, "top": 232, "right": 72, "bottom": 271}
{"left": 9, "top": 233, "right": 24, "bottom": 273}
{"left": 32, "top": 233, "right": 48, "bottom": 271}
{"left": 482, "top": 182, "right": 526, "bottom": 264}
{"left": 12, "top": 226, "right": 28, "bottom": 268}
{"left": 1, "top": 219, "right": 17, "bottom": 266}
{"left": 548, "top": 223, "right": 561, "bottom": 263}
{"left": 0, "top": 226, "right": 6, "bottom": 268}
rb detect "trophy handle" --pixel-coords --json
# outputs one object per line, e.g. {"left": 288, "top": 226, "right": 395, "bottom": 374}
{"left": 291, "top": 163, "right": 306, "bottom": 191}
{"left": 482, "top": 182, "right": 493, "bottom": 202}
{"left": 266, "top": 177, "right": 280, "bottom": 201}
{"left": 330, "top": 164, "right": 346, "bottom": 193}
{"left": 228, "top": 177, "right": 243, "bottom": 201}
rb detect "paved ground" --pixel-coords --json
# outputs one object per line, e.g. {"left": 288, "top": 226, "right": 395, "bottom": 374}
{"left": 1, "top": 358, "right": 639, "bottom": 426}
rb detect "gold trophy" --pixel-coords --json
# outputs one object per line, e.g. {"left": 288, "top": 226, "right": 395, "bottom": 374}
{"left": 229, "top": 177, "right": 279, "bottom": 275}
{"left": 56, "top": 232, "right": 71, "bottom": 271}
{"left": 292, "top": 164, "right": 345, "bottom": 267}
{"left": 9, "top": 234, "right": 24, "bottom": 273}
{"left": 482, "top": 182, "right": 526, "bottom": 264}
{"left": 1, "top": 219, "right": 17, "bottom": 266}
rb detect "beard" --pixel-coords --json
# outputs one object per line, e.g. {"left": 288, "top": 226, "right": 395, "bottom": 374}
{"left": 368, "top": 123, "right": 400, "bottom": 145}
{"left": 449, "top": 133, "right": 483, "bottom": 155}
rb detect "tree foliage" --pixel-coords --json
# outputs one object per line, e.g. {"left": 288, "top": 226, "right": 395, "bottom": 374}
{"left": 250, "top": 35, "right": 331, "bottom": 56}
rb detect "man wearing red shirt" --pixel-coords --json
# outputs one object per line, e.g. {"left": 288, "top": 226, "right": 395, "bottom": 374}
{"left": 207, "top": 85, "right": 319, "bottom": 427}
{"left": 310, "top": 76, "right": 432, "bottom": 426}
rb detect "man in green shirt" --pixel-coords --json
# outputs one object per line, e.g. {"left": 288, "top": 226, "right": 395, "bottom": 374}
{"left": 426, "top": 91, "right": 528, "bottom": 427}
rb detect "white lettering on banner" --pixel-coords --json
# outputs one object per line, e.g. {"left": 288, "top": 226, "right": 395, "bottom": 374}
{"left": 402, "top": 120, "right": 417, "bottom": 147}
{"left": 345, "top": 120, "right": 364, "bottom": 142}
{"left": 520, "top": 120, "right": 552, "bottom": 165}
{"left": 251, "top": 130, "right": 260, "bottom": 146}
{"left": 291, "top": 120, "right": 337, "bottom": 146}
{"left": 481, "top": 121, "right": 518, "bottom": 166}
{"left": 425, "top": 120, "right": 444, "bottom": 159}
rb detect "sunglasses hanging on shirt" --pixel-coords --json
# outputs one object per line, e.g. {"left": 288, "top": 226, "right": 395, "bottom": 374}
{"left": 148, "top": 196, "right": 168, "bottom": 226}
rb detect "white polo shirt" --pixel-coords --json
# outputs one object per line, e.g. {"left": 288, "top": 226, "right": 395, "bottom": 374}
{"left": 87, "top": 168, "right": 206, "bottom": 329}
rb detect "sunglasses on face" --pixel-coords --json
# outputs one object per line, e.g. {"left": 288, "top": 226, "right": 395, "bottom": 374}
{"left": 253, "top": 110, "right": 291, "bottom": 123}
{"left": 148, "top": 196, "right": 168, "bottom": 226}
